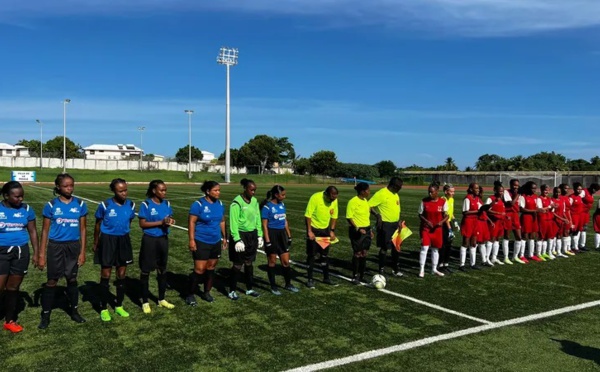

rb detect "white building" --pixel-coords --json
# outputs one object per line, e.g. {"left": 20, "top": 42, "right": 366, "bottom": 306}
{"left": 84, "top": 144, "right": 142, "bottom": 160}
{"left": 0, "top": 143, "right": 30, "bottom": 157}
{"left": 200, "top": 151, "right": 215, "bottom": 163}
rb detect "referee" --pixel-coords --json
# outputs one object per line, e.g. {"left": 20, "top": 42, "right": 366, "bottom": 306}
{"left": 439, "top": 184, "right": 457, "bottom": 273}
{"left": 346, "top": 182, "right": 372, "bottom": 285}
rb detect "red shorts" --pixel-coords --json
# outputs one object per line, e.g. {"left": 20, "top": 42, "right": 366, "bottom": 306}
{"left": 489, "top": 219, "right": 504, "bottom": 238}
{"left": 582, "top": 211, "right": 591, "bottom": 225}
{"left": 477, "top": 219, "right": 490, "bottom": 244}
{"left": 505, "top": 212, "right": 521, "bottom": 231}
{"left": 420, "top": 227, "right": 443, "bottom": 248}
{"left": 521, "top": 214, "right": 538, "bottom": 234}
{"left": 538, "top": 219, "right": 554, "bottom": 240}
{"left": 593, "top": 213, "right": 600, "bottom": 233}
{"left": 461, "top": 218, "right": 479, "bottom": 239}
{"left": 571, "top": 214, "right": 584, "bottom": 232}
{"left": 553, "top": 219, "right": 566, "bottom": 237}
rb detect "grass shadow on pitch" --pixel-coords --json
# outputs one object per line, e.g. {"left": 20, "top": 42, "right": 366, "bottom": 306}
{"left": 31, "top": 284, "right": 76, "bottom": 316}
{"left": 256, "top": 263, "right": 307, "bottom": 287}
{"left": 551, "top": 339, "right": 600, "bottom": 365}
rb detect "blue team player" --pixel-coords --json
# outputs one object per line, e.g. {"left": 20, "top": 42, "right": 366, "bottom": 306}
{"left": 38, "top": 174, "right": 88, "bottom": 329}
{"left": 0, "top": 181, "right": 39, "bottom": 333}
{"left": 138, "top": 179, "right": 176, "bottom": 314}
{"left": 93, "top": 178, "right": 136, "bottom": 322}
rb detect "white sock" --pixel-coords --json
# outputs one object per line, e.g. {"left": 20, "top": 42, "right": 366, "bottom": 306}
{"left": 513, "top": 240, "right": 522, "bottom": 259}
{"left": 486, "top": 242, "right": 493, "bottom": 262}
{"left": 419, "top": 246, "right": 429, "bottom": 272}
{"left": 541, "top": 241, "right": 547, "bottom": 255}
{"left": 549, "top": 238, "right": 556, "bottom": 254}
{"left": 502, "top": 239, "right": 509, "bottom": 259}
{"left": 470, "top": 247, "right": 476, "bottom": 266}
{"left": 528, "top": 240, "right": 535, "bottom": 257}
{"left": 563, "top": 236, "right": 570, "bottom": 251}
{"left": 460, "top": 246, "right": 467, "bottom": 266}
{"left": 521, "top": 240, "right": 527, "bottom": 256}
{"left": 432, "top": 249, "right": 440, "bottom": 272}
{"left": 573, "top": 232, "right": 580, "bottom": 249}
{"left": 556, "top": 238, "right": 562, "bottom": 254}
{"left": 595, "top": 233, "right": 600, "bottom": 249}
{"left": 546, "top": 240, "right": 554, "bottom": 258}
{"left": 580, "top": 231, "right": 586, "bottom": 248}
{"left": 479, "top": 244, "right": 487, "bottom": 264}
{"left": 492, "top": 241, "right": 499, "bottom": 261}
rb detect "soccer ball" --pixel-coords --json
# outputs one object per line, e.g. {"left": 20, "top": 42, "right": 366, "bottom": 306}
{"left": 371, "top": 274, "right": 386, "bottom": 290}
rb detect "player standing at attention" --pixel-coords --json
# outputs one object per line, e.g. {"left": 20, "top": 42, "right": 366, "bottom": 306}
{"left": 485, "top": 181, "right": 507, "bottom": 265}
{"left": 138, "top": 180, "right": 176, "bottom": 314}
{"left": 558, "top": 184, "right": 575, "bottom": 255}
{"left": 187, "top": 181, "right": 227, "bottom": 305}
{"left": 38, "top": 174, "right": 87, "bottom": 329}
{"left": 593, "top": 197, "right": 600, "bottom": 250}
{"left": 520, "top": 181, "right": 542, "bottom": 262}
{"left": 551, "top": 187, "right": 569, "bottom": 258}
{"left": 459, "top": 182, "right": 482, "bottom": 271}
{"left": 346, "top": 182, "right": 373, "bottom": 284}
{"left": 0, "top": 181, "right": 39, "bottom": 333}
{"left": 439, "top": 184, "right": 458, "bottom": 273}
{"left": 228, "top": 179, "right": 263, "bottom": 300}
{"left": 261, "top": 185, "right": 298, "bottom": 295}
{"left": 417, "top": 182, "right": 448, "bottom": 278}
{"left": 477, "top": 186, "right": 494, "bottom": 267}
{"left": 93, "top": 178, "right": 136, "bottom": 321}
{"left": 579, "top": 183, "right": 600, "bottom": 251}
{"left": 305, "top": 186, "right": 339, "bottom": 288}
{"left": 569, "top": 182, "right": 585, "bottom": 253}
{"left": 503, "top": 179, "right": 525, "bottom": 264}
{"left": 537, "top": 185, "right": 556, "bottom": 260}
{"left": 369, "top": 177, "right": 404, "bottom": 276}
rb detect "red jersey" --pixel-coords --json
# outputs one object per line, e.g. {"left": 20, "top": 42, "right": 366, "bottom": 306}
{"left": 569, "top": 194, "right": 583, "bottom": 215}
{"left": 486, "top": 195, "right": 506, "bottom": 221}
{"left": 505, "top": 190, "right": 520, "bottom": 213}
{"left": 582, "top": 190, "right": 594, "bottom": 214}
{"left": 522, "top": 194, "right": 539, "bottom": 213}
{"left": 552, "top": 197, "right": 565, "bottom": 218}
{"left": 537, "top": 196, "right": 553, "bottom": 221}
{"left": 419, "top": 197, "right": 447, "bottom": 229}
{"left": 462, "top": 194, "right": 482, "bottom": 219}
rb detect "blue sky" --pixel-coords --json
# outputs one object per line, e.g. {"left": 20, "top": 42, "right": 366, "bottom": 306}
{"left": 1, "top": 0, "right": 599, "bottom": 169}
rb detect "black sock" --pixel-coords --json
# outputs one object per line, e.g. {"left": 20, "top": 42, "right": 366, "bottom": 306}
{"left": 99, "top": 277, "right": 110, "bottom": 310}
{"left": 4, "top": 290, "right": 18, "bottom": 322}
{"left": 359, "top": 257, "right": 367, "bottom": 279}
{"left": 41, "top": 285, "right": 55, "bottom": 314}
{"left": 204, "top": 270, "right": 214, "bottom": 293}
{"left": 352, "top": 256, "right": 359, "bottom": 277}
{"left": 66, "top": 281, "right": 79, "bottom": 310}
{"left": 378, "top": 250, "right": 387, "bottom": 271}
{"left": 391, "top": 249, "right": 400, "bottom": 271}
{"left": 282, "top": 266, "right": 292, "bottom": 286}
{"left": 157, "top": 271, "right": 167, "bottom": 301}
{"left": 115, "top": 279, "right": 125, "bottom": 307}
{"left": 244, "top": 264, "right": 254, "bottom": 291}
{"left": 322, "top": 256, "right": 330, "bottom": 280}
{"left": 140, "top": 273, "right": 150, "bottom": 303}
{"left": 307, "top": 255, "right": 315, "bottom": 280}
{"left": 267, "top": 265, "right": 276, "bottom": 287}
{"left": 189, "top": 272, "right": 201, "bottom": 296}
{"left": 230, "top": 266, "right": 241, "bottom": 293}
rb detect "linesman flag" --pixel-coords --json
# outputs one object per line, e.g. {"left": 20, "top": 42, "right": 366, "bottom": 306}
{"left": 392, "top": 222, "right": 412, "bottom": 252}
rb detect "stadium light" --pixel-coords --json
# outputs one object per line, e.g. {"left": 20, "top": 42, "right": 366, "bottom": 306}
{"left": 217, "top": 46, "right": 238, "bottom": 183}
{"left": 62, "top": 99, "right": 71, "bottom": 174}
{"left": 138, "top": 126, "right": 145, "bottom": 171}
{"left": 185, "top": 110, "right": 194, "bottom": 179}
{"left": 36, "top": 119, "right": 43, "bottom": 169}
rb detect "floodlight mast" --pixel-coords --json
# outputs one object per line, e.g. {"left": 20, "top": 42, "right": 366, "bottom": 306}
{"left": 138, "top": 126, "right": 145, "bottom": 171}
{"left": 185, "top": 110, "right": 194, "bottom": 179}
{"left": 62, "top": 99, "right": 71, "bottom": 174}
{"left": 36, "top": 119, "right": 43, "bottom": 168}
{"left": 217, "top": 47, "right": 238, "bottom": 184}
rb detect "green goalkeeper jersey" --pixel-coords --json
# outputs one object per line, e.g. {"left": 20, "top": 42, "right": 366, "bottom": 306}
{"left": 229, "top": 194, "right": 262, "bottom": 241}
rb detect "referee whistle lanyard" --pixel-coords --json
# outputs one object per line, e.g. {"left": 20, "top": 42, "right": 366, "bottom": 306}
{"left": 7, "top": 246, "right": 23, "bottom": 260}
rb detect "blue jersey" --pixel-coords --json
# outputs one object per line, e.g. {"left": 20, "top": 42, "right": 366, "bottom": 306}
{"left": 189, "top": 197, "right": 224, "bottom": 244}
{"left": 138, "top": 198, "right": 172, "bottom": 237}
{"left": 0, "top": 202, "right": 36, "bottom": 246}
{"left": 43, "top": 197, "right": 88, "bottom": 242}
{"left": 261, "top": 201, "right": 287, "bottom": 230}
{"left": 95, "top": 198, "right": 136, "bottom": 236}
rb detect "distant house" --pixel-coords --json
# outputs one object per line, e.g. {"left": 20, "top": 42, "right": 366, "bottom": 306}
{"left": 200, "top": 151, "right": 215, "bottom": 163}
{"left": 0, "top": 143, "right": 30, "bottom": 157}
{"left": 152, "top": 154, "right": 165, "bottom": 162}
{"left": 84, "top": 144, "right": 142, "bottom": 160}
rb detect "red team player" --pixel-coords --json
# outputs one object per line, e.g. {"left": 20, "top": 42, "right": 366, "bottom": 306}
{"left": 593, "top": 197, "right": 600, "bottom": 250}
{"left": 477, "top": 186, "right": 493, "bottom": 267}
{"left": 504, "top": 179, "right": 526, "bottom": 264}
{"left": 558, "top": 184, "right": 575, "bottom": 255}
{"left": 520, "top": 181, "right": 542, "bottom": 262}
{"left": 536, "top": 185, "right": 556, "bottom": 260}
{"left": 459, "top": 183, "right": 482, "bottom": 271}
{"left": 569, "top": 183, "right": 585, "bottom": 253}
{"left": 417, "top": 183, "right": 448, "bottom": 278}
{"left": 551, "top": 186, "right": 570, "bottom": 258}
{"left": 485, "top": 181, "right": 507, "bottom": 265}
{"left": 579, "top": 183, "right": 600, "bottom": 250}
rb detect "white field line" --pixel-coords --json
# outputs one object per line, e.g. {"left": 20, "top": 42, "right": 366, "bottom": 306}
{"left": 28, "top": 185, "right": 491, "bottom": 325}
{"left": 285, "top": 299, "right": 600, "bottom": 372}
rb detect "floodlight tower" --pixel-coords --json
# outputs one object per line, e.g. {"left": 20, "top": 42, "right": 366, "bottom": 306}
{"left": 185, "top": 110, "right": 194, "bottom": 179}
{"left": 62, "top": 99, "right": 71, "bottom": 173}
{"left": 217, "top": 46, "right": 238, "bottom": 184}
{"left": 138, "top": 126, "right": 145, "bottom": 171}
{"left": 36, "top": 119, "right": 43, "bottom": 168}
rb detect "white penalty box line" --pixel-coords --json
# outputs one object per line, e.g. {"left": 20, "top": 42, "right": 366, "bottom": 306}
{"left": 28, "top": 186, "right": 492, "bottom": 325}
{"left": 285, "top": 299, "right": 600, "bottom": 372}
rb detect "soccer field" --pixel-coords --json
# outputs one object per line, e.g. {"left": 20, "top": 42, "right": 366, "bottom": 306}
{"left": 2, "top": 183, "right": 600, "bottom": 371}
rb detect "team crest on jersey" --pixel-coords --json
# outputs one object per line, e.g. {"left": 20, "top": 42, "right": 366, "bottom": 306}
{"left": 70, "top": 207, "right": 79, "bottom": 213}
{"left": 55, "top": 208, "right": 63, "bottom": 215}
{"left": 0, "top": 212, "right": 6, "bottom": 220}
{"left": 13, "top": 212, "right": 24, "bottom": 218}
{"left": 203, "top": 206, "right": 210, "bottom": 213}
{"left": 151, "top": 208, "right": 158, "bottom": 216}
{"left": 108, "top": 209, "right": 117, "bottom": 217}
{"left": 437, "top": 206, "right": 443, "bottom": 212}
{"left": 271, "top": 207, "right": 277, "bottom": 213}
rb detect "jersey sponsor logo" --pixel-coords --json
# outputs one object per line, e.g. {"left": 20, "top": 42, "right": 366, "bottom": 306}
{"left": 13, "top": 212, "right": 24, "bottom": 218}
{"left": 56, "top": 218, "right": 79, "bottom": 226}
{"left": 54, "top": 208, "right": 63, "bottom": 216}
{"left": 0, "top": 222, "right": 24, "bottom": 231}
{"left": 70, "top": 207, "right": 79, "bottom": 213}
{"left": 273, "top": 213, "right": 286, "bottom": 220}
{"left": 150, "top": 208, "right": 158, "bottom": 216}
{"left": 108, "top": 209, "right": 117, "bottom": 217}
{"left": 0, "top": 212, "right": 6, "bottom": 220}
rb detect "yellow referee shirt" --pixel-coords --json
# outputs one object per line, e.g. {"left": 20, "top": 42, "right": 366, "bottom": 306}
{"left": 346, "top": 196, "right": 371, "bottom": 228}
{"left": 305, "top": 192, "right": 338, "bottom": 229}
{"left": 443, "top": 196, "right": 455, "bottom": 222}
{"left": 368, "top": 187, "right": 400, "bottom": 222}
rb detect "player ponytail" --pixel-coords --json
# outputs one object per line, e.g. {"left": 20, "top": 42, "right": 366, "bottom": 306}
{"left": 146, "top": 179, "right": 165, "bottom": 198}
{"left": 109, "top": 178, "right": 127, "bottom": 192}
{"left": 261, "top": 184, "right": 285, "bottom": 209}
{"left": 200, "top": 180, "right": 220, "bottom": 195}
{"left": 53, "top": 173, "right": 74, "bottom": 197}
{"left": 240, "top": 178, "right": 255, "bottom": 190}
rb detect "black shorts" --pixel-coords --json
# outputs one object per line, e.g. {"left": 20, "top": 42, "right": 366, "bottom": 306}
{"left": 192, "top": 240, "right": 222, "bottom": 261}
{"left": 0, "top": 244, "right": 30, "bottom": 276}
{"left": 265, "top": 229, "right": 290, "bottom": 256}
{"left": 349, "top": 227, "right": 372, "bottom": 253}
{"left": 228, "top": 230, "right": 258, "bottom": 264}
{"left": 306, "top": 228, "right": 331, "bottom": 257}
{"left": 139, "top": 235, "right": 169, "bottom": 273}
{"left": 47, "top": 240, "right": 80, "bottom": 281}
{"left": 94, "top": 233, "right": 134, "bottom": 268}
{"left": 376, "top": 221, "right": 398, "bottom": 251}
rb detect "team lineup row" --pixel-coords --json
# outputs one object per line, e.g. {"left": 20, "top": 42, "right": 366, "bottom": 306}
{"left": 0, "top": 175, "right": 599, "bottom": 333}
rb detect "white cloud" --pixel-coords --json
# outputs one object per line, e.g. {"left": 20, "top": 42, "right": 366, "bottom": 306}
{"left": 1, "top": 0, "right": 599, "bottom": 36}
